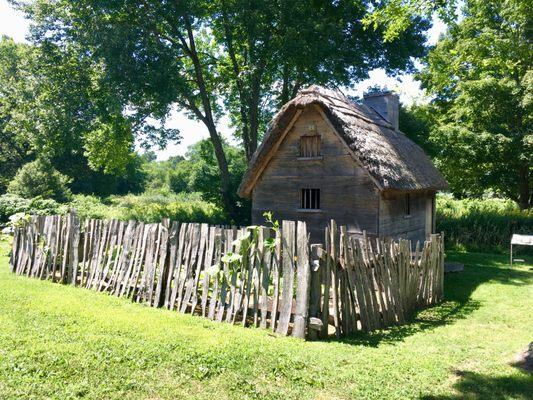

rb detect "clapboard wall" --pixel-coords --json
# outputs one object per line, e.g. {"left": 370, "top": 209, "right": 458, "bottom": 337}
{"left": 250, "top": 105, "right": 436, "bottom": 243}
{"left": 252, "top": 106, "right": 379, "bottom": 242}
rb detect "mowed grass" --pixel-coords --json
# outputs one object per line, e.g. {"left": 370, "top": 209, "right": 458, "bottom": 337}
{"left": 0, "top": 236, "right": 532, "bottom": 400}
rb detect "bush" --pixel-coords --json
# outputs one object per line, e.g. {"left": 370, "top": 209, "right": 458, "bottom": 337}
{"left": 68, "top": 195, "right": 115, "bottom": 220}
{"left": 8, "top": 159, "right": 72, "bottom": 202}
{"left": 106, "top": 192, "right": 226, "bottom": 224}
{"left": 436, "top": 195, "right": 533, "bottom": 253}
{"left": 0, "top": 194, "right": 67, "bottom": 223}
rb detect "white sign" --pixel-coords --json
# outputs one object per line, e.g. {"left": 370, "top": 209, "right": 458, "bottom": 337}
{"left": 511, "top": 234, "right": 533, "bottom": 246}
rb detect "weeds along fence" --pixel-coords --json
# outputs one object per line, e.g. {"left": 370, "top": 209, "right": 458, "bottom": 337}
{"left": 9, "top": 213, "right": 444, "bottom": 339}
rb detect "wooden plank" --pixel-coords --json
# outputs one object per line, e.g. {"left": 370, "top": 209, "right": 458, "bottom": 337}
{"left": 125, "top": 222, "right": 149, "bottom": 298}
{"left": 119, "top": 222, "right": 145, "bottom": 298}
{"left": 110, "top": 220, "right": 136, "bottom": 294}
{"left": 240, "top": 229, "right": 256, "bottom": 326}
{"left": 68, "top": 212, "right": 81, "bottom": 285}
{"left": 201, "top": 227, "right": 216, "bottom": 317}
{"left": 179, "top": 224, "right": 201, "bottom": 313}
{"left": 259, "top": 227, "right": 271, "bottom": 329}
{"left": 136, "top": 224, "right": 157, "bottom": 303}
{"left": 207, "top": 228, "right": 222, "bottom": 320}
{"left": 168, "top": 223, "right": 188, "bottom": 310}
{"left": 153, "top": 223, "right": 170, "bottom": 307}
{"left": 216, "top": 229, "right": 232, "bottom": 322}
{"left": 270, "top": 228, "right": 282, "bottom": 331}
{"left": 60, "top": 214, "right": 71, "bottom": 283}
{"left": 251, "top": 227, "right": 263, "bottom": 327}
{"left": 308, "top": 244, "right": 323, "bottom": 340}
{"left": 185, "top": 223, "right": 209, "bottom": 314}
{"left": 225, "top": 228, "right": 241, "bottom": 323}
{"left": 292, "top": 221, "right": 311, "bottom": 339}
{"left": 321, "top": 226, "right": 331, "bottom": 338}
{"left": 276, "top": 220, "right": 295, "bottom": 336}
{"left": 329, "top": 220, "right": 341, "bottom": 337}
{"left": 164, "top": 222, "right": 180, "bottom": 308}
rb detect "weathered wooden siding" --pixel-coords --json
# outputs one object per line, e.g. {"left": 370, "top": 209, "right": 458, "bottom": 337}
{"left": 379, "top": 191, "right": 435, "bottom": 243}
{"left": 252, "top": 106, "right": 379, "bottom": 242}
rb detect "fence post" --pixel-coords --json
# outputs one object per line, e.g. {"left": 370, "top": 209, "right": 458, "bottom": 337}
{"left": 292, "top": 221, "right": 311, "bottom": 339}
{"left": 308, "top": 244, "right": 323, "bottom": 340}
{"left": 68, "top": 211, "right": 81, "bottom": 286}
{"left": 276, "top": 220, "right": 296, "bottom": 336}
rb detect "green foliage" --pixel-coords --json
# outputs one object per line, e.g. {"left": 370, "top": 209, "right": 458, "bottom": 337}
{"left": 184, "top": 140, "right": 251, "bottom": 224}
{"left": 8, "top": 159, "right": 72, "bottom": 202}
{"left": 419, "top": 0, "right": 532, "bottom": 209}
{"left": 436, "top": 195, "right": 533, "bottom": 253}
{"left": 69, "top": 193, "right": 226, "bottom": 225}
{"left": 363, "top": 0, "right": 458, "bottom": 42}
{"left": 0, "top": 37, "right": 32, "bottom": 193}
{"left": 0, "top": 194, "right": 66, "bottom": 223}
{"left": 0, "top": 36, "right": 152, "bottom": 197}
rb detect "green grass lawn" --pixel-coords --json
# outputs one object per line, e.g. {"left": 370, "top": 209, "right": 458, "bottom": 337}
{"left": 0, "top": 236, "right": 532, "bottom": 400}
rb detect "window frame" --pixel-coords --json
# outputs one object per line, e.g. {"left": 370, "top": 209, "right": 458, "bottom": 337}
{"left": 404, "top": 193, "right": 411, "bottom": 217}
{"left": 298, "top": 188, "right": 321, "bottom": 212}
{"left": 298, "top": 134, "right": 322, "bottom": 160}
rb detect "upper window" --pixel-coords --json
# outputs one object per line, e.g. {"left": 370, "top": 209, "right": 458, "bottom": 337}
{"left": 300, "top": 188, "right": 320, "bottom": 210}
{"left": 299, "top": 135, "right": 321, "bottom": 158}
{"left": 405, "top": 193, "right": 411, "bottom": 216}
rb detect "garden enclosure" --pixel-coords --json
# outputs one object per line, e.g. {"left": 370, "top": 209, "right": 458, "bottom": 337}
{"left": 9, "top": 213, "right": 444, "bottom": 339}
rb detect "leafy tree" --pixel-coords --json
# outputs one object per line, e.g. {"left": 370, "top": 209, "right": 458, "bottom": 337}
{"left": 0, "top": 36, "right": 150, "bottom": 197}
{"left": 213, "top": 0, "right": 429, "bottom": 160}
{"left": 418, "top": 0, "right": 532, "bottom": 209}
{"left": 8, "top": 158, "right": 72, "bottom": 202}
{"left": 15, "top": 0, "right": 430, "bottom": 219}
{"left": 169, "top": 163, "right": 193, "bottom": 194}
{"left": 363, "top": 0, "right": 459, "bottom": 41}
{"left": 186, "top": 140, "right": 250, "bottom": 224}
{"left": 399, "top": 102, "right": 437, "bottom": 156}
{"left": 0, "top": 37, "right": 32, "bottom": 193}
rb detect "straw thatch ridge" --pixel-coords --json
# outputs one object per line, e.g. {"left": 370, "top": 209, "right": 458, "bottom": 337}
{"left": 238, "top": 85, "right": 448, "bottom": 198}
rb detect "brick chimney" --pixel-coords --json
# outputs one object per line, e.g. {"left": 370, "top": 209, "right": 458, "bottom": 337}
{"left": 363, "top": 91, "right": 399, "bottom": 131}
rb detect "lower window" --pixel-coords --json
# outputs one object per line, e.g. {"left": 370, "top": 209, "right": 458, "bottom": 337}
{"left": 300, "top": 188, "right": 320, "bottom": 210}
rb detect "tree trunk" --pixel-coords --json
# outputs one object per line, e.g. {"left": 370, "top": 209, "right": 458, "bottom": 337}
{"left": 207, "top": 124, "right": 239, "bottom": 221}
{"left": 518, "top": 164, "right": 530, "bottom": 210}
{"left": 182, "top": 14, "right": 239, "bottom": 221}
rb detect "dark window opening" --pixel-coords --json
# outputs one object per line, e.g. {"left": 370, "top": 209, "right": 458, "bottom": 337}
{"left": 299, "top": 135, "right": 321, "bottom": 158}
{"left": 300, "top": 188, "right": 320, "bottom": 210}
{"left": 405, "top": 193, "right": 411, "bottom": 216}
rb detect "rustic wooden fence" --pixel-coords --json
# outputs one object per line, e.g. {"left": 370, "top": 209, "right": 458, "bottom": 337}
{"left": 9, "top": 213, "right": 444, "bottom": 339}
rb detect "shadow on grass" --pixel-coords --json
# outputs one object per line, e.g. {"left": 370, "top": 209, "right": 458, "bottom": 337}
{"left": 334, "top": 252, "right": 533, "bottom": 347}
{"left": 421, "top": 369, "right": 533, "bottom": 400}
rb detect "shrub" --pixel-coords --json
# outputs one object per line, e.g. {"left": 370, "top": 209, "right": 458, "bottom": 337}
{"left": 436, "top": 195, "right": 533, "bottom": 253}
{"left": 68, "top": 195, "right": 115, "bottom": 220}
{"left": 106, "top": 192, "right": 226, "bottom": 224}
{"left": 0, "top": 194, "right": 67, "bottom": 223}
{"left": 8, "top": 159, "right": 72, "bottom": 202}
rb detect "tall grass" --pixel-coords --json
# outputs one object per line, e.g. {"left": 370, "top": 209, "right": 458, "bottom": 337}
{"left": 0, "top": 192, "right": 227, "bottom": 226}
{"left": 436, "top": 195, "right": 533, "bottom": 253}
{"left": 70, "top": 192, "right": 227, "bottom": 224}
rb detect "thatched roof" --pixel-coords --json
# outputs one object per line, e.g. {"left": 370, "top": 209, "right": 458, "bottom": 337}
{"left": 238, "top": 85, "right": 448, "bottom": 198}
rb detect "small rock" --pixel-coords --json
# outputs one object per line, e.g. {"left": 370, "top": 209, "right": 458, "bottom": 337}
{"left": 444, "top": 262, "right": 464, "bottom": 273}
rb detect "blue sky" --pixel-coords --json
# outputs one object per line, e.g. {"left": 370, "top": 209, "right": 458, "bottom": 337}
{"left": 0, "top": 0, "right": 446, "bottom": 160}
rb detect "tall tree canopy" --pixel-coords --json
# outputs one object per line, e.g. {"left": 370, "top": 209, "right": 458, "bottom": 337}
{"left": 0, "top": 36, "right": 151, "bottom": 196}
{"left": 417, "top": 0, "right": 532, "bottom": 209}
{"left": 14, "top": 0, "right": 430, "bottom": 221}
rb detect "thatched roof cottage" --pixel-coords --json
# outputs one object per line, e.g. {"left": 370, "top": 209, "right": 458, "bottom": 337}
{"left": 238, "top": 85, "right": 448, "bottom": 242}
